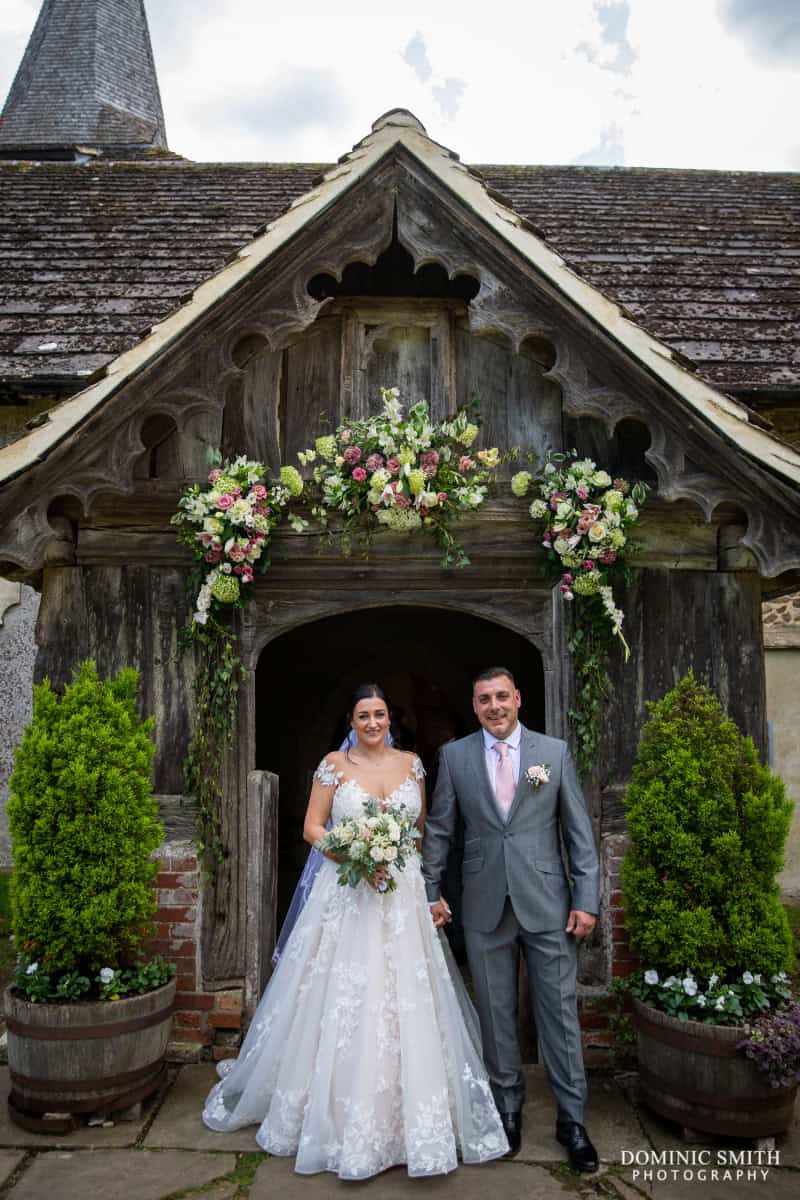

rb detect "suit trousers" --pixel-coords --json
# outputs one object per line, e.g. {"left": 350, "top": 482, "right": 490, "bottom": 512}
{"left": 464, "top": 898, "right": 587, "bottom": 1122}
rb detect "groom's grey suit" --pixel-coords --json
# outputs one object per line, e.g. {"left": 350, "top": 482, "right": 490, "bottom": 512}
{"left": 422, "top": 725, "right": 599, "bottom": 1120}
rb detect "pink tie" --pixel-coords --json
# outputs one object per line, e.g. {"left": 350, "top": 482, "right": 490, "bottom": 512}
{"left": 493, "top": 741, "right": 515, "bottom": 819}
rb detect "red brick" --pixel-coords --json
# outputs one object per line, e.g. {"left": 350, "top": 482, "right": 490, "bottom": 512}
{"left": 158, "top": 888, "right": 197, "bottom": 905}
{"left": 216, "top": 992, "right": 244, "bottom": 1013}
{"left": 171, "top": 1028, "right": 211, "bottom": 1044}
{"left": 582, "top": 1030, "right": 612, "bottom": 1048}
{"left": 142, "top": 939, "right": 172, "bottom": 957}
{"left": 156, "top": 906, "right": 196, "bottom": 923}
{"left": 176, "top": 1011, "right": 202, "bottom": 1029}
{"left": 609, "top": 890, "right": 623, "bottom": 907}
{"left": 583, "top": 1046, "right": 612, "bottom": 1068}
{"left": 578, "top": 1009, "right": 610, "bottom": 1031}
{"left": 176, "top": 991, "right": 214, "bottom": 1011}
{"left": 176, "top": 970, "right": 197, "bottom": 991}
{"left": 167, "top": 856, "right": 197, "bottom": 872}
{"left": 209, "top": 1011, "right": 242, "bottom": 1030}
{"left": 167, "top": 940, "right": 197, "bottom": 959}
{"left": 155, "top": 923, "right": 172, "bottom": 940}
{"left": 612, "top": 960, "right": 635, "bottom": 978}
{"left": 611, "top": 909, "right": 627, "bottom": 927}
{"left": 212, "top": 1046, "right": 239, "bottom": 1062}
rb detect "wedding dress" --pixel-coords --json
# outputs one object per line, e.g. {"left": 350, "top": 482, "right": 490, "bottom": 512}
{"left": 202, "top": 755, "right": 509, "bottom": 1179}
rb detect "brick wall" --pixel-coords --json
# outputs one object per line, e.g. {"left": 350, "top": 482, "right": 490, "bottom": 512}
{"left": 145, "top": 841, "right": 243, "bottom": 1062}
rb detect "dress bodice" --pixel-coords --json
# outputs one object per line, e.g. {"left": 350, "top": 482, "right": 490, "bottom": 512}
{"left": 314, "top": 756, "right": 424, "bottom": 824}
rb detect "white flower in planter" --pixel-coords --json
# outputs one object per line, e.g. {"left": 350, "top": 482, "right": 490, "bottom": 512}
{"left": 25, "top": 962, "right": 38, "bottom": 975}
{"left": 644, "top": 969, "right": 659, "bottom": 986}
{"left": 99, "top": 968, "right": 115, "bottom": 985}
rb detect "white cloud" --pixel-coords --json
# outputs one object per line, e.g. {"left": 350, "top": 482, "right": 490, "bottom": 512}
{"left": 0, "top": 0, "right": 797, "bottom": 168}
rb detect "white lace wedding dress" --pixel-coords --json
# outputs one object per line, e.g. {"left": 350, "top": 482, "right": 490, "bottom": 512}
{"left": 202, "top": 755, "right": 508, "bottom": 1179}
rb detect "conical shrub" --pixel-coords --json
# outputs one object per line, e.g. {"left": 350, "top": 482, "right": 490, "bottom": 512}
{"left": 8, "top": 660, "right": 161, "bottom": 975}
{"left": 621, "top": 671, "right": 793, "bottom": 978}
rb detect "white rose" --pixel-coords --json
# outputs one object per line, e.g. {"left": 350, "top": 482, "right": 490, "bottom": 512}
{"left": 587, "top": 522, "right": 607, "bottom": 543}
{"left": 592, "top": 470, "right": 612, "bottom": 488}
{"left": 370, "top": 846, "right": 385, "bottom": 862}
{"left": 553, "top": 537, "right": 571, "bottom": 556}
{"left": 337, "top": 825, "right": 354, "bottom": 844}
{"left": 384, "top": 846, "right": 398, "bottom": 862}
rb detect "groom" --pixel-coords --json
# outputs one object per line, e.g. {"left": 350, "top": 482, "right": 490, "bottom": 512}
{"left": 422, "top": 667, "right": 599, "bottom": 1171}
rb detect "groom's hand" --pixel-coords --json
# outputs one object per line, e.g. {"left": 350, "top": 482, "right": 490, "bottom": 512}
{"left": 429, "top": 899, "right": 452, "bottom": 928}
{"left": 566, "top": 909, "right": 596, "bottom": 937}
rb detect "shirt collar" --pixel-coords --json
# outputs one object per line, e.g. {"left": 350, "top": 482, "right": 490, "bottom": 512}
{"left": 482, "top": 721, "right": 522, "bottom": 751}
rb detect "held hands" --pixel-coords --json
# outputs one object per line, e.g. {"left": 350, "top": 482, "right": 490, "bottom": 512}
{"left": 566, "top": 909, "right": 596, "bottom": 937}
{"left": 366, "top": 865, "right": 389, "bottom": 892}
{"left": 429, "top": 899, "right": 452, "bottom": 929}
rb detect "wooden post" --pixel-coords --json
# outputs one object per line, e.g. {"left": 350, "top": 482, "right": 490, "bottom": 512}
{"left": 244, "top": 770, "right": 279, "bottom": 1018}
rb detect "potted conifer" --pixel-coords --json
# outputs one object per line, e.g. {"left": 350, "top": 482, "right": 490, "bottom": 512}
{"left": 620, "top": 671, "right": 797, "bottom": 1137}
{"left": 4, "top": 661, "right": 176, "bottom": 1133}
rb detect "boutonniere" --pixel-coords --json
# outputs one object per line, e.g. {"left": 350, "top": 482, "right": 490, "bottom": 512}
{"left": 525, "top": 764, "right": 551, "bottom": 791}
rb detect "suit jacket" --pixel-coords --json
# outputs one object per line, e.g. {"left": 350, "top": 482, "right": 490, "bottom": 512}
{"left": 421, "top": 725, "right": 599, "bottom": 933}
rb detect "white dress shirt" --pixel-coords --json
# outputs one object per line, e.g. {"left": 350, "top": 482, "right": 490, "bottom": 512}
{"left": 482, "top": 721, "right": 522, "bottom": 798}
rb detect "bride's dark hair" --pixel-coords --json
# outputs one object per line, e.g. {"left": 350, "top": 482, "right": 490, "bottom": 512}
{"left": 345, "top": 683, "right": 389, "bottom": 760}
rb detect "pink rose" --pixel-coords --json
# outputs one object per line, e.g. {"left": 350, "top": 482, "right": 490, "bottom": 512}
{"left": 599, "top": 548, "right": 617, "bottom": 564}
{"left": 250, "top": 484, "right": 267, "bottom": 500}
{"left": 208, "top": 468, "right": 223, "bottom": 483}
{"left": 343, "top": 446, "right": 362, "bottom": 465}
{"left": 216, "top": 494, "right": 234, "bottom": 510}
{"left": 242, "top": 566, "right": 254, "bottom": 582}
{"left": 576, "top": 487, "right": 589, "bottom": 501}
{"left": 229, "top": 485, "right": 242, "bottom": 498}
{"left": 233, "top": 565, "right": 243, "bottom": 575}
{"left": 394, "top": 494, "right": 411, "bottom": 509}
{"left": 204, "top": 550, "right": 222, "bottom": 564}
{"left": 582, "top": 559, "right": 595, "bottom": 571}
{"left": 387, "top": 457, "right": 401, "bottom": 476}
{"left": 437, "top": 491, "right": 448, "bottom": 502}
{"left": 562, "top": 573, "right": 573, "bottom": 584}
{"left": 458, "top": 455, "right": 474, "bottom": 473}
{"left": 351, "top": 466, "right": 367, "bottom": 482}
{"left": 228, "top": 545, "right": 246, "bottom": 562}
{"left": 366, "top": 453, "right": 384, "bottom": 472}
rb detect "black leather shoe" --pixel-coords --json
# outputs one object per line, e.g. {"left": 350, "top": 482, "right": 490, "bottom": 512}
{"left": 555, "top": 1120, "right": 598, "bottom": 1172}
{"left": 499, "top": 1110, "right": 522, "bottom": 1157}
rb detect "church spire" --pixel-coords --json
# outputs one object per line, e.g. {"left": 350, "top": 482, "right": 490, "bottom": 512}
{"left": 0, "top": 0, "right": 167, "bottom": 155}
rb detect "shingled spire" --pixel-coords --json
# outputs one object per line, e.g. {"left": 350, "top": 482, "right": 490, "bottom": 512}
{"left": 0, "top": 0, "right": 167, "bottom": 155}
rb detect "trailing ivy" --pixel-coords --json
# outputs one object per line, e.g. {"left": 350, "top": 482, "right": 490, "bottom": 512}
{"left": 180, "top": 612, "right": 243, "bottom": 875}
{"left": 566, "top": 592, "right": 615, "bottom": 777}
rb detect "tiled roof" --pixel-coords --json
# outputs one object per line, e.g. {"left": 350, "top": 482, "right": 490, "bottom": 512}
{"left": 0, "top": 0, "right": 166, "bottom": 149}
{"left": 0, "top": 158, "right": 797, "bottom": 394}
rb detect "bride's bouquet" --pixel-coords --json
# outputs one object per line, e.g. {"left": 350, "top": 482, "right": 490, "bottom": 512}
{"left": 320, "top": 800, "right": 421, "bottom": 893}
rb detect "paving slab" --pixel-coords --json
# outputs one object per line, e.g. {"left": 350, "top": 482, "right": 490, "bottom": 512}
{"left": 144, "top": 1063, "right": 264, "bottom": 1152}
{"left": 517, "top": 1066, "right": 649, "bottom": 1165}
{"left": 251, "top": 1156, "right": 573, "bottom": 1199}
{"left": 0, "top": 1150, "right": 25, "bottom": 1188}
{"left": 7, "top": 1148, "right": 237, "bottom": 1200}
{"left": 0, "top": 1066, "right": 154, "bottom": 1148}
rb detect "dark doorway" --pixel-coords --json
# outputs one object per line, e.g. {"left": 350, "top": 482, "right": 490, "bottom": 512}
{"left": 255, "top": 605, "right": 545, "bottom": 929}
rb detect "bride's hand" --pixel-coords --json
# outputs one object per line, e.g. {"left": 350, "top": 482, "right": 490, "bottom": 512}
{"left": 366, "top": 866, "right": 388, "bottom": 891}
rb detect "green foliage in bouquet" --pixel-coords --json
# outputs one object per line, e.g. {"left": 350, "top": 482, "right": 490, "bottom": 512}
{"left": 621, "top": 671, "right": 794, "bottom": 979}
{"left": 8, "top": 661, "right": 163, "bottom": 990}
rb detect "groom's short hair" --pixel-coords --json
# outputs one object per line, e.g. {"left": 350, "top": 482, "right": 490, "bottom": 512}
{"left": 472, "top": 666, "right": 516, "bottom": 689}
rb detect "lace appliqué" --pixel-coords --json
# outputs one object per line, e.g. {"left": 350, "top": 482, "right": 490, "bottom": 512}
{"left": 314, "top": 757, "right": 343, "bottom": 787}
{"left": 412, "top": 754, "right": 426, "bottom": 781}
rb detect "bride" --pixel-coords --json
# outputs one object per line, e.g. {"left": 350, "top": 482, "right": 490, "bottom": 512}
{"left": 202, "top": 683, "right": 509, "bottom": 1179}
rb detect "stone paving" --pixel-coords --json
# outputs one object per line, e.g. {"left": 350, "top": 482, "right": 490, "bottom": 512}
{"left": 0, "top": 1065, "right": 794, "bottom": 1199}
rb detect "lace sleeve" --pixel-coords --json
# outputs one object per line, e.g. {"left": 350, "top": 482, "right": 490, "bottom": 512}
{"left": 412, "top": 754, "right": 426, "bottom": 781}
{"left": 314, "top": 757, "right": 343, "bottom": 787}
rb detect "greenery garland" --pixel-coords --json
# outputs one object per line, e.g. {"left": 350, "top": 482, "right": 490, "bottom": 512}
{"left": 511, "top": 451, "right": 648, "bottom": 777}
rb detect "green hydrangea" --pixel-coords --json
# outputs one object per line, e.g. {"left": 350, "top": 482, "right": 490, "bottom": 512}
{"left": 407, "top": 469, "right": 425, "bottom": 495}
{"left": 398, "top": 447, "right": 416, "bottom": 466}
{"left": 279, "top": 465, "right": 304, "bottom": 496}
{"left": 511, "top": 471, "right": 532, "bottom": 497}
{"left": 572, "top": 573, "right": 600, "bottom": 595}
{"left": 315, "top": 436, "right": 337, "bottom": 461}
{"left": 211, "top": 574, "right": 241, "bottom": 604}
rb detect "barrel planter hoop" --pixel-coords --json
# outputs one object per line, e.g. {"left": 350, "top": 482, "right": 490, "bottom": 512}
{"left": 4, "top": 978, "right": 175, "bottom": 1133}
{"left": 632, "top": 997, "right": 798, "bottom": 1138}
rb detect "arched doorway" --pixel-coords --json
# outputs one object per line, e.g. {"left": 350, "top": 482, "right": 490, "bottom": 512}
{"left": 254, "top": 605, "right": 545, "bottom": 928}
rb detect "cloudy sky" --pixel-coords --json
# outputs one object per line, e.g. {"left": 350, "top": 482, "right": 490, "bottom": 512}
{"left": 1, "top": 0, "right": 799, "bottom": 168}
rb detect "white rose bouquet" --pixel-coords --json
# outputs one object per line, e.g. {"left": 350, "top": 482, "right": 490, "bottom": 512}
{"left": 319, "top": 799, "right": 421, "bottom": 892}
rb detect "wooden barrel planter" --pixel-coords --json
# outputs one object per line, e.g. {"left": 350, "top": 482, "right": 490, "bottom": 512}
{"left": 4, "top": 978, "right": 175, "bottom": 1134}
{"left": 633, "top": 997, "right": 798, "bottom": 1138}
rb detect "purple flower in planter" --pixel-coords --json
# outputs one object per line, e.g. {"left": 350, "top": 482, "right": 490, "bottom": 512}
{"left": 738, "top": 1002, "right": 800, "bottom": 1089}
